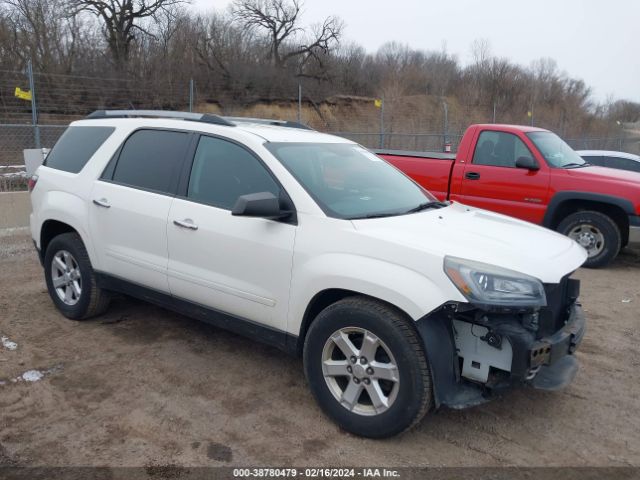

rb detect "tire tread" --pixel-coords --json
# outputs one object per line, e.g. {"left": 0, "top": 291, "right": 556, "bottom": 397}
{"left": 558, "top": 210, "right": 621, "bottom": 268}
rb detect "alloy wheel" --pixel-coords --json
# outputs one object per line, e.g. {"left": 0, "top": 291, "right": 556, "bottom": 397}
{"left": 51, "top": 250, "right": 82, "bottom": 306}
{"left": 321, "top": 327, "right": 400, "bottom": 416}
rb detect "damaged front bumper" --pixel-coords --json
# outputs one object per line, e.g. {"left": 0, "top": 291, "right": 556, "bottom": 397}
{"left": 415, "top": 286, "right": 586, "bottom": 409}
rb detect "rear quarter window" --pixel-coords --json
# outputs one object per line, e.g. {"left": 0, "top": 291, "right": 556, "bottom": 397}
{"left": 44, "top": 126, "right": 115, "bottom": 173}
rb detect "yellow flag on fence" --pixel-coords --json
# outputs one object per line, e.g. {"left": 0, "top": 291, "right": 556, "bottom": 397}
{"left": 374, "top": 98, "right": 382, "bottom": 108}
{"left": 527, "top": 111, "right": 532, "bottom": 118}
{"left": 15, "top": 87, "right": 32, "bottom": 101}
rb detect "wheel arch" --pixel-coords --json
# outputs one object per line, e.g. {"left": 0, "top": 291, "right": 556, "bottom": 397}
{"left": 40, "top": 220, "right": 77, "bottom": 258}
{"left": 39, "top": 218, "right": 97, "bottom": 267}
{"left": 295, "top": 288, "right": 418, "bottom": 355}
{"left": 543, "top": 191, "right": 631, "bottom": 245}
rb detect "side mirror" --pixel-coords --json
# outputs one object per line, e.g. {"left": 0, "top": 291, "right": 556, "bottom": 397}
{"left": 231, "top": 192, "right": 291, "bottom": 219}
{"left": 515, "top": 156, "right": 539, "bottom": 170}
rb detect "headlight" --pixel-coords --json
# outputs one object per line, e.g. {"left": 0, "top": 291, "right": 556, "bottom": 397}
{"left": 444, "top": 256, "right": 546, "bottom": 308}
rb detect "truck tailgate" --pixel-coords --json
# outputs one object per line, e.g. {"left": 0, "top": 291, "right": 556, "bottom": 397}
{"left": 374, "top": 150, "right": 456, "bottom": 201}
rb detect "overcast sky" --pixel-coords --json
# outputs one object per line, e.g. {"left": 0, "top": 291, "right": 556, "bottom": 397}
{"left": 193, "top": 0, "right": 640, "bottom": 104}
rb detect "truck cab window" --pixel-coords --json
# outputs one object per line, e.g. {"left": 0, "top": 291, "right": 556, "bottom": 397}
{"left": 472, "top": 131, "right": 531, "bottom": 168}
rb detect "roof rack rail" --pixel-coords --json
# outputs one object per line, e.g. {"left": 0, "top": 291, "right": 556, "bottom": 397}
{"left": 86, "top": 110, "right": 235, "bottom": 127}
{"left": 223, "top": 116, "right": 314, "bottom": 131}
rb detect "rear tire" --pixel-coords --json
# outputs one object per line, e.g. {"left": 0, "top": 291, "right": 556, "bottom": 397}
{"left": 558, "top": 210, "right": 620, "bottom": 268}
{"left": 44, "top": 232, "right": 111, "bottom": 320}
{"left": 303, "top": 296, "right": 432, "bottom": 438}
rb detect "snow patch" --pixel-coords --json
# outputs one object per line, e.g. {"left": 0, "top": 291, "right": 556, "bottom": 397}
{"left": 22, "top": 370, "right": 44, "bottom": 382}
{"left": 1, "top": 336, "right": 17, "bottom": 350}
{"left": 0, "top": 364, "right": 63, "bottom": 387}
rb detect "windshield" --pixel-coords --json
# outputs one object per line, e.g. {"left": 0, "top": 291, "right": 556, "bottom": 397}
{"left": 266, "top": 142, "right": 436, "bottom": 219}
{"left": 526, "top": 131, "right": 586, "bottom": 168}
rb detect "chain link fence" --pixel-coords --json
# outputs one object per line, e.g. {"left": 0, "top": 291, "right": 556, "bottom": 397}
{"left": 1, "top": 67, "right": 638, "bottom": 191}
{"left": 0, "top": 122, "right": 636, "bottom": 192}
{"left": 565, "top": 137, "right": 636, "bottom": 152}
{"left": 327, "top": 132, "right": 465, "bottom": 152}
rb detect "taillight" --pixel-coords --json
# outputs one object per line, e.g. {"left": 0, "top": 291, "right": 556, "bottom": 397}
{"left": 27, "top": 174, "right": 38, "bottom": 192}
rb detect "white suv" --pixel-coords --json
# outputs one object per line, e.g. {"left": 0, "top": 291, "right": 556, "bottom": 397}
{"left": 30, "top": 110, "right": 588, "bottom": 438}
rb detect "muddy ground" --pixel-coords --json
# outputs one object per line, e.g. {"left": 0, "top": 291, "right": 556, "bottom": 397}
{"left": 0, "top": 229, "right": 639, "bottom": 468}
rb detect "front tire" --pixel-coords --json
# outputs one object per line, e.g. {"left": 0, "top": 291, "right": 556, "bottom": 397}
{"left": 558, "top": 211, "right": 621, "bottom": 268}
{"left": 44, "top": 232, "right": 111, "bottom": 320}
{"left": 303, "top": 297, "right": 432, "bottom": 438}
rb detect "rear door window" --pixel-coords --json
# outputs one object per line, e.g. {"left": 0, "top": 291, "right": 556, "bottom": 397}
{"left": 44, "top": 126, "right": 115, "bottom": 173}
{"left": 604, "top": 156, "right": 640, "bottom": 172}
{"left": 110, "top": 129, "right": 190, "bottom": 195}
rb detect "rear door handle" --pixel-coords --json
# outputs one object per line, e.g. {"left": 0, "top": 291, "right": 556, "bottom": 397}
{"left": 173, "top": 219, "right": 198, "bottom": 230}
{"left": 465, "top": 172, "right": 481, "bottom": 180}
{"left": 92, "top": 198, "right": 111, "bottom": 208}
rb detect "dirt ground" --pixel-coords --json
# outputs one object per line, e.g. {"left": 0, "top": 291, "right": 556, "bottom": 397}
{"left": 0, "top": 229, "right": 639, "bottom": 468}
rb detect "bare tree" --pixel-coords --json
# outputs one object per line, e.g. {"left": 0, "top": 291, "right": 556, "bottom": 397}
{"left": 1, "top": 0, "right": 87, "bottom": 72}
{"left": 231, "top": 0, "right": 342, "bottom": 71}
{"left": 67, "top": 0, "right": 187, "bottom": 70}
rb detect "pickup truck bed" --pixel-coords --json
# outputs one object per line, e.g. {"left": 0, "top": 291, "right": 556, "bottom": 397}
{"left": 372, "top": 149, "right": 455, "bottom": 201}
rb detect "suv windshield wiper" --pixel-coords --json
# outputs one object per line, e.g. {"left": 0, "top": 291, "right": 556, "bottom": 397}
{"left": 349, "top": 212, "right": 401, "bottom": 220}
{"left": 404, "top": 201, "right": 450, "bottom": 214}
{"left": 348, "top": 201, "right": 450, "bottom": 220}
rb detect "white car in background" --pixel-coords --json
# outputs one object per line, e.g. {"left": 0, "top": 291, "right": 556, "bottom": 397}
{"left": 577, "top": 150, "right": 640, "bottom": 173}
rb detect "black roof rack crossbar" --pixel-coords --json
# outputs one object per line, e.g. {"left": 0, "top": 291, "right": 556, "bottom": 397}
{"left": 86, "top": 110, "right": 235, "bottom": 127}
{"left": 223, "top": 116, "right": 314, "bottom": 130}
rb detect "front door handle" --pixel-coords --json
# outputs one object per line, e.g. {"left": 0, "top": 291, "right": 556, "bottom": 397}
{"left": 465, "top": 172, "right": 481, "bottom": 180}
{"left": 173, "top": 219, "right": 198, "bottom": 230}
{"left": 93, "top": 198, "right": 111, "bottom": 208}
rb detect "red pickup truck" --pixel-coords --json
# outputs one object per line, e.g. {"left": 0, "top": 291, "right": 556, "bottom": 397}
{"left": 377, "top": 124, "right": 640, "bottom": 267}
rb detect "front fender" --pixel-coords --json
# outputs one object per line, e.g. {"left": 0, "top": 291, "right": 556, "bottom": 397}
{"left": 287, "top": 252, "right": 465, "bottom": 335}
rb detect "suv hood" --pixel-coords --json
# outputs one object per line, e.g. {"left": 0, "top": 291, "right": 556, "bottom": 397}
{"left": 351, "top": 202, "right": 587, "bottom": 284}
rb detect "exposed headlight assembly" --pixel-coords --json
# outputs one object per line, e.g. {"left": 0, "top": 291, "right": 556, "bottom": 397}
{"left": 444, "top": 256, "right": 546, "bottom": 308}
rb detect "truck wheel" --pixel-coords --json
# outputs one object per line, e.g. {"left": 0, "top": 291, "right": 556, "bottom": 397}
{"left": 44, "top": 232, "right": 111, "bottom": 320}
{"left": 558, "top": 211, "right": 621, "bottom": 268}
{"left": 303, "top": 296, "right": 432, "bottom": 438}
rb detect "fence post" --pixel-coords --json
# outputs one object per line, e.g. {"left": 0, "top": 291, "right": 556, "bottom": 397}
{"left": 530, "top": 102, "right": 534, "bottom": 127}
{"left": 189, "top": 79, "right": 194, "bottom": 112}
{"left": 442, "top": 99, "right": 449, "bottom": 151}
{"left": 492, "top": 101, "right": 496, "bottom": 123}
{"left": 27, "top": 59, "right": 41, "bottom": 149}
{"left": 297, "top": 83, "right": 302, "bottom": 123}
{"left": 379, "top": 95, "right": 385, "bottom": 149}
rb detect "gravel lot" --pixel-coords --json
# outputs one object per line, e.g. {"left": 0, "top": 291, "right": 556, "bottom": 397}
{"left": 1, "top": 229, "right": 639, "bottom": 468}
